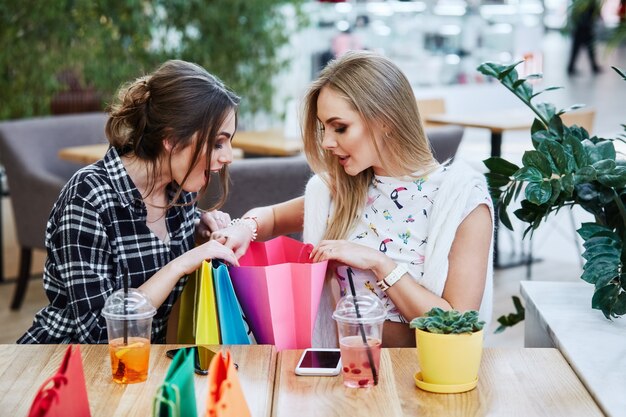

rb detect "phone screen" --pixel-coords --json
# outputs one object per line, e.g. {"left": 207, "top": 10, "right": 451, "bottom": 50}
{"left": 298, "top": 350, "right": 341, "bottom": 369}
{"left": 165, "top": 346, "right": 217, "bottom": 375}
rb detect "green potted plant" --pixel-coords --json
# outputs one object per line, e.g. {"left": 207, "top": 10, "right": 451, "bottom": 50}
{"left": 0, "top": 1, "right": 304, "bottom": 120}
{"left": 477, "top": 61, "right": 626, "bottom": 324}
{"left": 409, "top": 307, "right": 485, "bottom": 393}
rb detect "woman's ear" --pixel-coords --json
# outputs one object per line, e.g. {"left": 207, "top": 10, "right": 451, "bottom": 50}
{"left": 162, "top": 136, "right": 174, "bottom": 152}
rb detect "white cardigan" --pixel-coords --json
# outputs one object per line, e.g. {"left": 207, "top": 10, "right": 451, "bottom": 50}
{"left": 304, "top": 160, "right": 494, "bottom": 347}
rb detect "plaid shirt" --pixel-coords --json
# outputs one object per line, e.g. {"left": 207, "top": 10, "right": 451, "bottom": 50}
{"left": 18, "top": 147, "right": 197, "bottom": 344}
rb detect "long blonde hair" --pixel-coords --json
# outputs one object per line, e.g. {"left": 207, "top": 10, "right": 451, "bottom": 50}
{"left": 303, "top": 51, "right": 437, "bottom": 240}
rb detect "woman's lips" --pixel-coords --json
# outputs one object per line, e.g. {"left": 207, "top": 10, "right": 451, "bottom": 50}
{"left": 338, "top": 155, "right": 349, "bottom": 166}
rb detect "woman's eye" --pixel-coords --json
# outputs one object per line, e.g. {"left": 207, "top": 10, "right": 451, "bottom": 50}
{"left": 214, "top": 142, "right": 223, "bottom": 150}
{"left": 335, "top": 126, "right": 346, "bottom": 134}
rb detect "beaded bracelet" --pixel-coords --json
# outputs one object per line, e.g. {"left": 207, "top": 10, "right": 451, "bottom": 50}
{"left": 228, "top": 217, "right": 258, "bottom": 241}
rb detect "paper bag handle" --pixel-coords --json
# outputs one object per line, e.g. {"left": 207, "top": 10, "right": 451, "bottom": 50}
{"left": 297, "top": 243, "right": 314, "bottom": 263}
{"left": 28, "top": 375, "right": 68, "bottom": 417}
{"left": 153, "top": 382, "right": 181, "bottom": 417}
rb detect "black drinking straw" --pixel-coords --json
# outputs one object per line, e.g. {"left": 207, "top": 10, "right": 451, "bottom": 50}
{"left": 122, "top": 267, "right": 129, "bottom": 345}
{"left": 346, "top": 268, "right": 378, "bottom": 385}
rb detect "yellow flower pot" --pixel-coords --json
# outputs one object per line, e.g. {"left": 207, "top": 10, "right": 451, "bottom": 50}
{"left": 415, "top": 328, "right": 483, "bottom": 391}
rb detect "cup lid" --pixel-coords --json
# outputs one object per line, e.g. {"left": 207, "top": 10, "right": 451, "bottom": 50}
{"left": 102, "top": 288, "right": 156, "bottom": 320}
{"left": 332, "top": 293, "right": 386, "bottom": 324}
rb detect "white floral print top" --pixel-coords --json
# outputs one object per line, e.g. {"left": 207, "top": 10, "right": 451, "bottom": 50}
{"left": 335, "top": 163, "right": 491, "bottom": 323}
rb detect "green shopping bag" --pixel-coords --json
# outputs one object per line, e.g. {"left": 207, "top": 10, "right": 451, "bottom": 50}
{"left": 153, "top": 347, "right": 197, "bottom": 417}
{"left": 177, "top": 261, "right": 220, "bottom": 345}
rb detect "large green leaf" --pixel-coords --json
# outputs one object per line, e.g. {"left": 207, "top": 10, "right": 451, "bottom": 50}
{"left": 485, "top": 172, "right": 512, "bottom": 188}
{"left": 581, "top": 261, "right": 619, "bottom": 286}
{"left": 476, "top": 62, "right": 507, "bottom": 79}
{"left": 525, "top": 181, "right": 552, "bottom": 205}
{"left": 613, "top": 292, "right": 626, "bottom": 315}
{"left": 562, "top": 133, "right": 588, "bottom": 169}
{"left": 498, "top": 204, "right": 514, "bottom": 230}
{"left": 535, "top": 102, "right": 557, "bottom": 124}
{"left": 538, "top": 140, "right": 569, "bottom": 174}
{"left": 483, "top": 157, "right": 519, "bottom": 176}
{"left": 584, "top": 139, "right": 617, "bottom": 163}
{"left": 591, "top": 283, "right": 620, "bottom": 319}
{"left": 577, "top": 222, "right": 614, "bottom": 239}
{"left": 514, "top": 167, "right": 544, "bottom": 182}
{"left": 598, "top": 166, "right": 626, "bottom": 188}
{"left": 522, "top": 150, "right": 552, "bottom": 176}
{"left": 574, "top": 166, "right": 597, "bottom": 183}
{"left": 582, "top": 244, "right": 621, "bottom": 260}
{"left": 592, "top": 159, "right": 617, "bottom": 172}
{"left": 583, "top": 235, "right": 621, "bottom": 249}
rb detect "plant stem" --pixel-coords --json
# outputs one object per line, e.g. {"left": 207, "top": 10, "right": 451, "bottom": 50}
{"left": 500, "top": 82, "right": 550, "bottom": 128}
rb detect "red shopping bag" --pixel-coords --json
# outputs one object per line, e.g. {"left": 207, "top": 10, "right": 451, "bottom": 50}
{"left": 229, "top": 236, "right": 328, "bottom": 351}
{"left": 205, "top": 350, "right": 251, "bottom": 417}
{"left": 28, "top": 345, "right": 91, "bottom": 417}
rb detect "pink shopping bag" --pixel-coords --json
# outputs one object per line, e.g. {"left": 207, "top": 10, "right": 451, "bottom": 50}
{"left": 229, "top": 236, "right": 328, "bottom": 351}
{"left": 28, "top": 345, "right": 91, "bottom": 417}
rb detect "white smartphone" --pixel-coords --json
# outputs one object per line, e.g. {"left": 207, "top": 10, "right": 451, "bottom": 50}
{"left": 294, "top": 348, "right": 342, "bottom": 376}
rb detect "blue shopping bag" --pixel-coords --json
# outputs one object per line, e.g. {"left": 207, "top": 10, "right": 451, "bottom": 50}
{"left": 213, "top": 261, "right": 253, "bottom": 345}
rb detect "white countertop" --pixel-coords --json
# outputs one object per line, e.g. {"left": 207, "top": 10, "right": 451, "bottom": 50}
{"left": 521, "top": 281, "right": 626, "bottom": 417}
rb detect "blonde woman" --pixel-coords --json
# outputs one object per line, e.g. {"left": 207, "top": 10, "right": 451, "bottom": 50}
{"left": 213, "top": 51, "right": 494, "bottom": 348}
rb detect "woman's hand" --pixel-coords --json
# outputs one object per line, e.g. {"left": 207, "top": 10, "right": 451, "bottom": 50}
{"left": 195, "top": 209, "right": 231, "bottom": 243}
{"left": 178, "top": 240, "right": 239, "bottom": 275}
{"left": 210, "top": 222, "right": 255, "bottom": 258}
{"left": 310, "top": 240, "right": 394, "bottom": 276}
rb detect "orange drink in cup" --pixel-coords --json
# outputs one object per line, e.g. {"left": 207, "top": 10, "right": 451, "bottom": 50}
{"left": 109, "top": 336, "right": 151, "bottom": 383}
{"left": 102, "top": 288, "right": 156, "bottom": 384}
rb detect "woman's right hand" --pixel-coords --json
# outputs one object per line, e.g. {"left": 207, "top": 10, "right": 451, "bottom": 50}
{"left": 178, "top": 240, "right": 239, "bottom": 275}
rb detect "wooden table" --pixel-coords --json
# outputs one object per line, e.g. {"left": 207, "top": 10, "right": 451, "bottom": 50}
{"left": 233, "top": 130, "right": 302, "bottom": 157}
{"left": 273, "top": 348, "right": 603, "bottom": 417}
{"left": 58, "top": 143, "right": 110, "bottom": 165}
{"left": 426, "top": 110, "right": 534, "bottom": 158}
{"left": 0, "top": 344, "right": 276, "bottom": 417}
{"left": 58, "top": 129, "right": 300, "bottom": 165}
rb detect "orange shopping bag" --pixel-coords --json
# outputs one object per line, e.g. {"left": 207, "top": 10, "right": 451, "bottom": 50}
{"left": 206, "top": 350, "right": 251, "bottom": 417}
{"left": 28, "top": 345, "right": 91, "bottom": 417}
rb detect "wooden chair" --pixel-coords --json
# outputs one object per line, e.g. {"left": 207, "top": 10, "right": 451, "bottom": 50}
{"left": 416, "top": 98, "right": 446, "bottom": 130}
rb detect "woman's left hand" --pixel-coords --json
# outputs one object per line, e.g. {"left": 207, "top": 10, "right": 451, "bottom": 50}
{"left": 196, "top": 210, "right": 231, "bottom": 242}
{"left": 310, "top": 240, "right": 388, "bottom": 271}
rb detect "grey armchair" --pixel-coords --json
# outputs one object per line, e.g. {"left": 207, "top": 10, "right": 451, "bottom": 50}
{"left": 0, "top": 113, "right": 108, "bottom": 309}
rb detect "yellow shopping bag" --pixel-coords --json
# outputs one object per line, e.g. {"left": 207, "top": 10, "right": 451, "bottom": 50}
{"left": 177, "top": 260, "right": 220, "bottom": 344}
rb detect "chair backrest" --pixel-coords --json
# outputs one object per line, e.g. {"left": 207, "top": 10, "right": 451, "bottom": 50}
{"left": 417, "top": 98, "right": 446, "bottom": 130}
{"left": 0, "top": 113, "right": 108, "bottom": 248}
{"left": 561, "top": 108, "right": 595, "bottom": 134}
{"left": 426, "top": 126, "right": 464, "bottom": 163}
{"left": 200, "top": 155, "right": 313, "bottom": 218}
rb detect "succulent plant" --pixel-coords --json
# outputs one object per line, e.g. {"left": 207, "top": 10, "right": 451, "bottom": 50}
{"left": 410, "top": 307, "right": 485, "bottom": 335}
